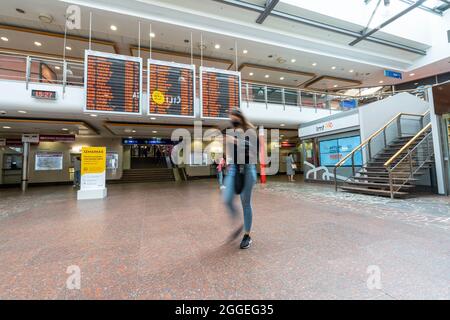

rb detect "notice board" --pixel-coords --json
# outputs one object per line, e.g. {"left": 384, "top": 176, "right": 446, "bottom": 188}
{"left": 148, "top": 60, "right": 195, "bottom": 117}
{"left": 85, "top": 50, "right": 141, "bottom": 114}
{"left": 200, "top": 67, "right": 241, "bottom": 119}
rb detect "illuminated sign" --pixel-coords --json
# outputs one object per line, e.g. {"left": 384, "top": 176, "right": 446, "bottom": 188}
{"left": 84, "top": 50, "right": 141, "bottom": 114}
{"left": 384, "top": 70, "right": 402, "bottom": 80}
{"left": 200, "top": 67, "right": 241, "bottom": 119}
{"left": 148, "top": 60, "right": 195, "bottom": 117}
{"left": 32, "top": 89, "right": 56, "bottom": 100}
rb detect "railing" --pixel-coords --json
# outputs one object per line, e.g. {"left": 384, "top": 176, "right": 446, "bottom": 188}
{"left": 0, "top": 51, "right": 432, "bottom": 112}
{"left": 384, "top": 123, "right": 433, "bottom": 199}
{"left": 334, "top": 111, "right": 430, "bottom": 191}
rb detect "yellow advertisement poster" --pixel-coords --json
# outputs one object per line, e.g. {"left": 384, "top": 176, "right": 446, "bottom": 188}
{"left": 81, "top": 147, "right": 106, "bottom": 175}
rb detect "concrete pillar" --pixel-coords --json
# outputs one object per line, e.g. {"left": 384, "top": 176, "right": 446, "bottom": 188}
{"left": 21, "top": 142, "right": 30, "bottom": 192}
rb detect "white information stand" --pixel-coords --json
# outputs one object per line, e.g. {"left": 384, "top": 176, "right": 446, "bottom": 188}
{"left": 77, "top": 147, "right": 107, "bottom": 200}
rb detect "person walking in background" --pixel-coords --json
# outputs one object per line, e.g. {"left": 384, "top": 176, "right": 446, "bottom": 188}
{"left": 216, "top": 156, "right": 226, "bottom": 189}
{"left": 73, "top": 156, "right": 81, "bottom": 188}
{"left": 222, "top": 109, "right": 257, "bottom": 249}
{"left": 286, "top": 152, "right": 296, "bottom": 182}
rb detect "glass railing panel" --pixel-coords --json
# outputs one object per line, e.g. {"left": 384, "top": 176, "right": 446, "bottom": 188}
{"left": 300, "top": 91, "right": 315, "bottom": 107}
{"left": 65, "top": 62, "right": 84, "bottom": 86}
{"left": 315, "top": 93, "right": 327, "bottom": 109}
{"left": 248, "top": 83, "right": 266, "bottom": 103}
{"left": 0, "top": 54, "right": 27, "bottom": 81}
{"left": 284, "top": 89, "right": 298, "bottom": 106}
{"left": 266, "top": 86, "right": 283, "bottom": 104}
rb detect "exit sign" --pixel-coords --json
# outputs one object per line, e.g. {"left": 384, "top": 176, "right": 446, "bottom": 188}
{"left": 384, "top": 70, "right": 402, "bottom": 80}
{"left": 32, "top": 89, "right": 56, "bottom": 100}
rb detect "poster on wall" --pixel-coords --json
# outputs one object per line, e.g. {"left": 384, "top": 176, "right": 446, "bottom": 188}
{"left": 200, "top": 67, "right": 241, "bottom": 119}
{"left": 35, "top": 152, "right": 64, "bottom": 171}
{"left": 80, "top": 147, "right": 106, "bottom": 190}
{"left": 319, "top": 136, "right": 362, "bottom": 167}
{"left": 84, "top": 50, "right": 142, "bottom": 114}
{"left": 148, "top": 60, "right": 195, "bottom": 117}
{"left": 106, "top": 152, "right": 119, "bottom": 170}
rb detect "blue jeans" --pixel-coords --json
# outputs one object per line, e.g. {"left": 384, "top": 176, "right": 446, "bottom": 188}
{"left": 223, "top": 164, "right": 257, "bottom": 233}
{"left": 217, "top": 171, "right": 224, "bottom": 186}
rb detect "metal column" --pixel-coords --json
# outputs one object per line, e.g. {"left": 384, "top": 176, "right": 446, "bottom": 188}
{"left": 21, "top": 142, "right": 30, "bottom": 192}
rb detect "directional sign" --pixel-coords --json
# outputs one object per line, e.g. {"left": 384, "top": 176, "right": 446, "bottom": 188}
{"left": 384, "top": 70, "right": 402, "bottom": 80}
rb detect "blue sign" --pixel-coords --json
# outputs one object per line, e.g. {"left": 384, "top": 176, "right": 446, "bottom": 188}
{"left": 122, "top": 138, "right": 176, "bottom": 145}
{"left": 384, "top": 70, "right": 402, "bottom": 80}
{"left": 340, "top": 99, "right": 357, "bottom": 109}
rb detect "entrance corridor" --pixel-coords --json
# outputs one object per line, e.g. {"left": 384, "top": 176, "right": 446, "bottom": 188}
{"left": 0, "top": 178, "right": 449, "bottom": 299}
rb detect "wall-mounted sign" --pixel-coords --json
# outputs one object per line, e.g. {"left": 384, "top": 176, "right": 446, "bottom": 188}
{"left": 148, "top": 60, "right": 195, "bottom": 118}
{"left": 299, "top": 112, "right": 360, "bottom": 138}
{"left": 122, "top": 138, "right": 176, "bottom": 145}
{"left": 35, "top": 152, "right": 64, "bottom": 171}
{"left": 31, "top": 89, "right": 57, "bottom": 100}
{"left": 85, "top": 50, "right": 142, "bottom": 114}
{"left": 39, "top": 134, "right": 76, "bottom": 142}
{"left": 80, "top": 147, "right": 106, "bottom": 190}
{"left": 200, "top": 67, "right": 241, "bottom": 119}
{"left": 22, "top": 133, "right": 40, "bottom": 143}
{"left": 384, "top": 70, "right": 402, "bottom": 80}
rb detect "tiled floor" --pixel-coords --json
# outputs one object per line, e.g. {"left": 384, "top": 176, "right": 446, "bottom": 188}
{"left": 0, "top": 177, "right": 449, "bottom": 299}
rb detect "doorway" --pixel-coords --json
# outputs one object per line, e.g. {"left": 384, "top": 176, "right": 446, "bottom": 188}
{"left": 130, "top": 144, "right": 173, "bottom": 169}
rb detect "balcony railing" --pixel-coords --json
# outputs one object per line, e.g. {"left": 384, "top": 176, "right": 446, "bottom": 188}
{"left": 0, "top": 51, "right": 431, "bottom": 112}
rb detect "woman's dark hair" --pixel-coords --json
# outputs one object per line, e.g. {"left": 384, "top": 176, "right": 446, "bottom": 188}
{"left": 231, "top": 108, "right": 255, "bottom": 131}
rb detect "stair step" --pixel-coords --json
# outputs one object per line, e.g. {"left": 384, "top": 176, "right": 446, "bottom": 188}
{"left": 346, "top": 181, "right": 415, "bottom": 189}
{"left": 340, "top": 186, "right": 409, "bottom": 197}
{"left": 353, "top": 176, "right": 419, "bottom": 182}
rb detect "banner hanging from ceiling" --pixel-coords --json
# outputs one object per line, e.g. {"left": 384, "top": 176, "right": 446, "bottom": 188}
{"left": 84, "top": 50, "right": 142, "bottom": 114}
{"left": 200, "top": 67, "right": 241, "bottom": 119}
{"left": 148, "top": 60, "right": 195, "bottom": 118}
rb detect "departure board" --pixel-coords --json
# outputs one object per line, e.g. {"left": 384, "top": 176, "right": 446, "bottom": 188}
{"left": 200, "top": 67, "right": 241, "bottom": 119}
{"left": 148, "top": 60, "right": 195, "bottom": 117}
{"left": 85, "top": 50, "right": 141, "bottom": 114}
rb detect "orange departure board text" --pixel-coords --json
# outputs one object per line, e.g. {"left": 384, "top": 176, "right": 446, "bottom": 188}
{"left": 85, "top": 50, "right": 141, "bottom": 114}
{"left": 148, "top": 60, "right": 195, "bottom": 117}
{"left": 201, "top": 67, "right": 240, "bottom": 119}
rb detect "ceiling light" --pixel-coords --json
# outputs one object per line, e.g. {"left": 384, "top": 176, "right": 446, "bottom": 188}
{"left": 331, "top": 66, "right": 336, "bottom": 70}
{"left": 150, "top": 32, "right": 156, "bottom": 38}
{"left": 3, "top": 126, "right": 11, "bottom": 129}
{"left": 409, "top": 73, "right": 415, "bottom": 76}
{"left": 65, "top": 46, "right": 72, "bottom": 51}
{"left": 128, "top": 136, "right": 133, "bottom": 139}
{"left": 34, "top": 41, "right": 42, "bottom": 47}
{"left": 90, "top": 114, "right": 98, "bottom": 117}
{"left": 333, "top": 84, "right": 338, "bottom": 88}
{"left": 152, "top": 130, "right": 158, "bottom": 133}
{"left": 265, "top": 74, "right": 269, "bottom": 78}
{"left": 280, "top": 77, "right": 284, "bottom": 80}
{"left": 62, "top": 128, "right": 69, "bottom": 131}
{"left": 55, "top": 66, "right": 60, "bottom": 70}
{"left": 349, "top": 69, "right": 354, "bottom": 73}
{"left": 290, "top": 59, "right": 296, "bottom": 63}
{"left": 312, "top": 62, "right": 317, "bottom": 66}
{"left": 243, "top": 49, "right": 248, "bottom": 54}
{"left": 280, "top": 124, "right": 285, "bottom": 127}
{"left": 150, "top": 117, "right": 156, "bottom": 120}
{"left": 379, "top": 80, "right": 384, "bottom": 84}
{"left": 18, "top": 110, "right": 27, "bottom": 114}
{"left": 1, "top": 37, "right": 8, "bottom": 42}
{"left": 214, "top": 44, "right": 221, "bottom": 49}
{"left": 110, "top": 25, "right": 117, "bottom": 31}
{"left": 132, "top": 130, "right": 136, "bottom": 133}
{"left": 249, "top": 72, "right": 254, "bottom": 76}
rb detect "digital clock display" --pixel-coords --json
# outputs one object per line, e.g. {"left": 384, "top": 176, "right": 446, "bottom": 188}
{"left": 31, "top": 90, "right": 57, "bottom": 100}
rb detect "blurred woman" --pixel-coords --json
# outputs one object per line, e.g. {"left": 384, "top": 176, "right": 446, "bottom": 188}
{"left": 286, "top": 152, "right": 296, "bottom": 182}
{"left": 222, "top": 109, "right": 257, "bottom": 249}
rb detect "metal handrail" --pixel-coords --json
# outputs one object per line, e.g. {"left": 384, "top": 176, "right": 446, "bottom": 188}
{"left": 384, "top": 122, "right": 432, "bottom": 167}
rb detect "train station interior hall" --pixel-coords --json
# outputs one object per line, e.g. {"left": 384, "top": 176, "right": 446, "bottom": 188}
{"left": 0, "top": 0, "right": 450, "bottom": 300}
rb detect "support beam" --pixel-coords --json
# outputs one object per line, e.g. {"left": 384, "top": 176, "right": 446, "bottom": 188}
{"left": 256, "top": 0, "right": 279, "bottom": 24}
{"left": 349, "top": 0, "right": 427, "bottom": 46}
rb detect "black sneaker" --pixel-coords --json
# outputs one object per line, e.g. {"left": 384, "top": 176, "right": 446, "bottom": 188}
{"left": 240, "top": 234, "right": 252, "bottom": 249}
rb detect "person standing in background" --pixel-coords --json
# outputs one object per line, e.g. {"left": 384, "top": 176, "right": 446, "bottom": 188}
{"left": 216, "top": 156, "right": 226, "bottom": 189}
{"left": 73, "top": 156, "right": 81, "bottom": 188}
{"left": 286, "top": 152, "right": 296, "bottom": 182}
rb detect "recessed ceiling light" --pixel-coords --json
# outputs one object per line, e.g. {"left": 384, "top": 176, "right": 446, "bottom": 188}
{"left": 414, "top": 82, "right": 419, "bottom": 86}
{"left": 150, "top": 117, "right": 156, "bottom": 120}
{"left": 243, "top": 49, "right": 248, "bottom": 54}
{"left": 265, "top": 74, "right": 269, "bottom": 78}
{"left": 62, "top": 128, "right": 69, "bottom": 131}
{"left": 132, "top": 130, "right": 136, "bottom": 133}
{"left": 65, "top": 46, "right": 72, "bottom": 51}
{"left": 379, "top": 80, "right": 384, "bottom": 84}
{"left": 3, "top": 126, "right": 11, "bottom": 129}
{"left": 128, "top": 136, "right": 133, "bottom": 139}
{"left": 152, "top": 130, "right": 158, "bottom": 133}
{"left": 214, "top": 44, "right": 221, "bottom": 49}
{"left": 249, "top": 72, "right": 254, "bottom": 76}
{"left": 54, "top": 66, "right": 61, "bottom": 70}
{"left": 333, "top": 84, "right": 338, "bottom": 88}
{"left": 1, "top": 37, "right": 8, "bottom": 42}
{"left": 18, "top": 110, "right": 27, "bottom": 114}
{"left": 409, "top": 73, "right": 415, "bottom": 76}
{"left": 110, "top": 25, "right": 117, "bottom": 31}
{"left": 280, "top": 124, "right": 285, "bottom": 127}
{"left": 312, "top": 62, "right": 317, "bottom": 66}
{"left": 34, "top": 41, "right": 42, "bottom": 47}
{"left": 290, "top": 59, "right": 296, "bottom": 63}
{"left": 331, "top": 66, "right": 336, "bottom": 70}
{"left": 280, "top": 77, "right": 284, "bottom": 80}
{"left": 90, "top": 114, "right": 98, "bottom": 117}
{"left": 349, "top": 69, "right": 354, "bottom": 73}
{"left": 150, "top": 32, "right": 156, "bottom": 38}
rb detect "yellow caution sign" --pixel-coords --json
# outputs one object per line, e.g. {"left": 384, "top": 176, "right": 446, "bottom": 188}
{"left": 152, "top": 90, "right": 165, "bottom": 105}
{"left": 81, "top": 147, "right": 106, "bottom": 176}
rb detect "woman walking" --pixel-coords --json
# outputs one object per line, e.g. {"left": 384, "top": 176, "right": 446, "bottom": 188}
{"left": 222, "top": 109, "right": 257, "bottom": 249}
{"left": 286, "top": 152, "right": 296, "bottom": 182}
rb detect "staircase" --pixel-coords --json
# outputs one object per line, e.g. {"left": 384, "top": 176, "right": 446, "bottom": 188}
{"left": 334, "top": 112, "right": 434, "bottom": 198}
{"left": 120, "top": 168, "right": 175, "bottom": 183}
